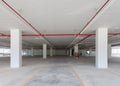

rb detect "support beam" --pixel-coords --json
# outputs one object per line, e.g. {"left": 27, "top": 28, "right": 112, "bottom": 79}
{"left": 50, "top": 47, "right": 53, "bottom": 56}
{"left": 43, "top": 44, "right": 47, "bottom": 59}
{"left": 96, "top": 28, "right": 108, "bottom": 68}
{"left": 11, "top": 29, "right": 22, "bottom": 68}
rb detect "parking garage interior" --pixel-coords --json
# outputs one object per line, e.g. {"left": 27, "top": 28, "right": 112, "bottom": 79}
{"left": 0, "top": 0, "right": 120, "bottom": 86}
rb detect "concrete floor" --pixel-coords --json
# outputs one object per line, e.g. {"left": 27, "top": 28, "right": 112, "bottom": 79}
{"left": 0, "top": 56, "right": 120, "bottom": 86}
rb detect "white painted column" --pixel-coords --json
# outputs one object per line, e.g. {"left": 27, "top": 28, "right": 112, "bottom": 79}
{"left": 50, "top": 47, "right": 53, "bottom": 56}
{"left": 31, "top": 48, "right": 34, "bottom": 56}
{"left": 11, "top": 29, "right": 22, "bottom": 68}
{"left": 96, "top": 28, "right": 108, "bottom": 68}
{"left": 108, "top": 44, "right": 111, "bottom": 58}
{"left": 74, "top": 44, "right": 79, "bottom": 58}
{"left": 74, "top": 44, "right": 79, "bottom": 53}
{"left": 70, "top": 48, "right": 72, "bottom": 56}
{"left": 89, "top": 48, "right": 92, "bottom": 56}
{"left": 82, "top": 50, "right": 86, "bottom": 56}
{"left": 43, "top": 44, "right": 47, "bottom": 59}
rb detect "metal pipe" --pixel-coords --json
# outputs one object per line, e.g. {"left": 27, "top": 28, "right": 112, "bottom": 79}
{"left": 75, "top": 35, "right": 93, "bottom": 44}
{"left": 78, "top": 0, "right": 110, "bottom": 34}
{"left": 2, "top": 0, "right": 53, "bottom": 46}
{"left": 22, "top": 34, "right": 95, "bottom": 36}
{"left": 0, "top": 33, "right": 120, "bottom": 37}
{"left": 2, "top": 0, "right": 41, "bottom": 35}
{"left": 68, "top": 0, "right": 110, "bottom": 47}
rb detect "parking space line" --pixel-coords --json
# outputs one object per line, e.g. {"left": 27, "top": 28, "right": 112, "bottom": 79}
{"left": 69, "top": 64, "right": 85, "bottom": 86}
{"left": 106, "top": 68, "right": 120, "bottom": 76}
{"left": 21, "top": 66, "right": 48, "bottom": 86}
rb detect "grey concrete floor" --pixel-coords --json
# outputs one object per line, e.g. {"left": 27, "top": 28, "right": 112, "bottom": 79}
{"left": 0, "top": 56, "right": 120, "bottom": 86}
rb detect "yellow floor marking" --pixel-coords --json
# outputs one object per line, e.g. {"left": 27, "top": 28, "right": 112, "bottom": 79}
{"left": 69, "top": 64, "right": 85, "bottom": 86}
{"left": 21, "top": 66, "right": 48, "bottom": 86}
{"left": 0, "top": 68, "right": 10, "bottom": 73}
{"left": 106, "top": 68, "right": 120, "bottom": 76}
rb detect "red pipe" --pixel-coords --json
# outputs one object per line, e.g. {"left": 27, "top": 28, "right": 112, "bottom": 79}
{"left": 75, "top": 35, "right": 93, "bottom": 44}
{"left": 22, "top": 33, "right": 95, "bottom": 36}
{"left": 108, "top": 33, "right": 120, "bottom": 35}
{"left": 0, "top": 33, "right": 9, "bottom": 36}
{"left": 78, "top": 0, "right": 110, "bottom": 34}
{"left": 1, "top": 0, "right": 41, "bottom": 35}
{"left": 69, "top": 0, "right": 110, "bottom": 46}
{"left": 2, "top": 0, "right": 54, "bottom": 46}
{"left": 0, "top": 33, "right": 120, "bottom": 37}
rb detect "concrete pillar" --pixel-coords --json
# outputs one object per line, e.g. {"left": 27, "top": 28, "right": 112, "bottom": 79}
{"left": 82, "top": 50, "right": 86, "bottom": 56}
{"left": 96, "top": 28, "right": 108, "bottom": 68}
{"left": 31, "top": 48, "right": 34, "bottom": 56}
{"left": 89, "top": 48, "right": 92, "bottom": 56}
{"left": 108, "top": 44, "right": 111, "bottom": 58}
{"left": 11, "top": 29, "right": 22, "bottom": 68}
{"left": 70, "top": 48, "right": 72, "bottom": 56}
{"left": 74, "top": 44, "right": 79, "bottom": 53}
{"left": 74, "top": 44, "right": 79, "bottom": 58}
{"left": 43, "top": 44, "right": 47, "bottom": 59}
{"left": 50, "top": 47, "right": 53, "bottom": 56}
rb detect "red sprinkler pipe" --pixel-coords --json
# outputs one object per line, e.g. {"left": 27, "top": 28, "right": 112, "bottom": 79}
{"left": 0, "top": 33, "right": 9, "bottom": 36}
{"left": 69, "top": 0, "right": 110, "bottom": 46}
{"left": 78, "top": 0, "right": 110, "bottom": 34}
{"left": 2, "top": 0, "right": 54, "bottom": 46}
{"left": 108, "top": 33, "right": 120, "bottom": 35}
{"left": 22, "top": 33, "right": 95, "bottom": 36}
{"left": 22, "top": 34, "right": 76, "bottom": 36}
{"left": 1, "top": 0, "right": 41, "bottom": 35}
{"left": 75, "top": 32, "right": 120, "bottom": 45}
{"left": 75, "top": 35, "right": 93, "bottom": 44}
{"left": 0, "top": 33, "right": 120, "bottom": 37}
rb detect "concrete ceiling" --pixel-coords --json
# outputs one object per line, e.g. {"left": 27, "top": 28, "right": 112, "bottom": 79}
{"left": 0, "top": 0, "right": 120, "bottom": 49}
